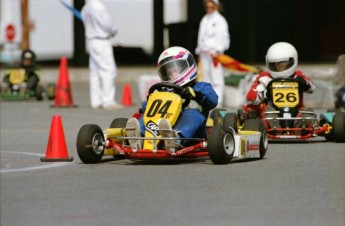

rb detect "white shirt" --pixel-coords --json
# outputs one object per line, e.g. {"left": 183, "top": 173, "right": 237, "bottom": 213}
{"left": 81, "top": 0, "right": 118, "bottom": 39}
{"left": 196, "top": 11, "right": 230, "bottom": 55}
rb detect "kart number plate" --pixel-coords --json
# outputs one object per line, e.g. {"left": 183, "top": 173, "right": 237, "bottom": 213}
{"left": 145, "top": 92, "right": 182, "bottom": 125}
{"left": 9, "top": 69, "right": 25, "bottom": 84}
{"left": 271, "top": 81, "right": 299, "bottom": 108}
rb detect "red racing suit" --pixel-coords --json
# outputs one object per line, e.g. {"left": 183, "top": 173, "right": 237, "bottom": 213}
{"left": 244, "top": 70, "right": 316, "bottom": 118}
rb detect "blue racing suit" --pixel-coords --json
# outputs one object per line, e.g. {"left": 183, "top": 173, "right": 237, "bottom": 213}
{"left": 138, "top": 82, "right": 218, "bottom": 140}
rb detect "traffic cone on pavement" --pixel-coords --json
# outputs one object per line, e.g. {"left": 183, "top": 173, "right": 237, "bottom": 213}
{"left": 51, "top": 56, "right": 77, "bottom": 107}
{"left": 122, "top": 83, "right": 133, "bottom": 106}
{"left": 41, "top": 115, "right": 74, "bottom": 162}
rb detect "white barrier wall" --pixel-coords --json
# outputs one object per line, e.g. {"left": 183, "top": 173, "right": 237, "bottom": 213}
{"left": 0, "top": 0, "right": 187, "bottom": 62}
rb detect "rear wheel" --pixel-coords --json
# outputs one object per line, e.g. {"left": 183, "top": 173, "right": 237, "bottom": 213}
{"left": 77, "top": 124, "right": 105, "bottom": 163}
{"left": 333, "top": 111, "right": 345, "bottom": 142}
{"left": 223, "top": 113, "right": 238, "bottom": 133}
{"left": 110, "top": 118, "right": 129, "bottom": 158}
{"left": 208, "top": 125, "right": 235, "bottom": 164}
{"left": 210, "top": 108, "right": 227, "bottom": 126}
{"left": 110, "top": 118, "right": 128, "bottom": 128}
{"left": 46, "top": 83, "right": 56, "bottom": 100}
{"left": 243, "top": 119, "right": 268, "bottom": 158}
{"left": 35, "top": 85, "right": 44, "bottom": 101}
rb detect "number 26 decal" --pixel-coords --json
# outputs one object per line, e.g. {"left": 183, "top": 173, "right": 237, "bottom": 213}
{"left": 275, "top": 92, "right": 297, "bottom": 103}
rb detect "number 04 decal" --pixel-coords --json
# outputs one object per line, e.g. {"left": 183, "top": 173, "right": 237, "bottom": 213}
{"left": 146, "top": 99, "right": 172, "bottom": 118}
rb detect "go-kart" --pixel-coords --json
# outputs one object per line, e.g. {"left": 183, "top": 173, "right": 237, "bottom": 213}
{"left": 1, "top": 68, "right": 55, "bottom": 101}
{"left": 76, "top": 82, "right": 268, "bottom": 164}
{"left": 231, "top": 78, "right": 345, "bottom": 142}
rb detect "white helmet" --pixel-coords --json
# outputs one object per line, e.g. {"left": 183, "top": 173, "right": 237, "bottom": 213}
{"left": 157, "top": 46, "right": 198, "bottom": 86}
{"left": 266, "top": 42, "right": 298, "bottom": 78}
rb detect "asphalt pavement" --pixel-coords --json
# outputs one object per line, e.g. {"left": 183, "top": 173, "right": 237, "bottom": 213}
{"left": 1, "top": 64, "right": 344, "bottom": 226}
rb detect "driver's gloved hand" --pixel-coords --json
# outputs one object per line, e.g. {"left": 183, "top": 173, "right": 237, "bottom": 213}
{"left": 194, "top": 91, "right": 204, "bottom": 104}
{"left": 258, "top": 90, "right": 268, "bottom": 102}
{"left": 181, "top": 87, "right": 205, "bottom": 104}
{"left": 181, "top": 86, "right": 196, "bottom": 100}
{"left": 294, "top": 76, "right": 311, "bottom": 91}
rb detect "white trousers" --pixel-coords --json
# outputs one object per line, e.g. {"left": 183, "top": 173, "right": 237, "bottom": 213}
{"left": 199, "top": 54, "right": 224, "bottom": 105}
{"left": 87, "top": 39, "right": 117, "bottom": 108}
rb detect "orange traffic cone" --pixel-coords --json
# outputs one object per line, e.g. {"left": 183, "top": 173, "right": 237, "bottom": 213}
{"left": 51, "top": 56, "right": 77, "bottom": 107}
{"left": 122, "top": 83, "right": 133, "bottom": 106}
{"left": 41, "top": 115, "right": 74, "bottom": 162}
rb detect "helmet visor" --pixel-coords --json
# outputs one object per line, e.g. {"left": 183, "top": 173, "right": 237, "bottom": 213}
{"left": 268, "top": 58, "right": 294, "bottom": 72}
{"left": 158, "top": 59, "right": 189, "bottom": 82}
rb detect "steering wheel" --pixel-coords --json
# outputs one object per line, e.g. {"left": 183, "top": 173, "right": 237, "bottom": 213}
{"left": 266, "top": 77, "right": 300, "bottom": 101}
{"left": 148, "top": 82, "right": 191, "bottom": 108}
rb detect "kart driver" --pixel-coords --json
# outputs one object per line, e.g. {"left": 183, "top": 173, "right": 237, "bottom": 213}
{"left": 127, "top": 46, "right": 219, "bottom": 149}
{"left": 244, "top": 42, "right": 316, "bottom": 118}
{"left": 2, "top": 49, "right": 40, "bottom": 92}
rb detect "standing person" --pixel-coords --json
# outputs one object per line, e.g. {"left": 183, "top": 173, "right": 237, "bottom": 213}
{"left": 195, "top": 0, "right": 230, "bottom": 107}
{"left": 81, "top": 0, "right": 123, "bottom": 109}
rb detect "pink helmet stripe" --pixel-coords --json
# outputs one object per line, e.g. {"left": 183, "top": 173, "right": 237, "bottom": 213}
{"left": 174, "top": 64, "right": 197, "bottom": 84}
{"left": 173, "top": 51, "right": 186, "bottom": 59}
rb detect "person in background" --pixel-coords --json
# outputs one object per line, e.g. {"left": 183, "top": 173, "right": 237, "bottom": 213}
{"left": 195, "top": 0, "right": 230, "bottom": 107}
{"left": 81, "top": 0, "right": 123, "bottom": 109}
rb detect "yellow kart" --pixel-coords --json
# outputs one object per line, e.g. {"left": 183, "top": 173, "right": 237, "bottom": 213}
{"left": 76, "top": 83, "right": 268, "bottom": 164}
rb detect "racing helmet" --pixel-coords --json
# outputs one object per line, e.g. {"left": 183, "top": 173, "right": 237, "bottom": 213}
{"left": 157, "top": 46, "right": 198, "bottom": 86}
{"left": 21, "top": 49, "right": 36, "bottom": 69}
{"left": 266, "top": 42, "right": 298, "bottom": 78}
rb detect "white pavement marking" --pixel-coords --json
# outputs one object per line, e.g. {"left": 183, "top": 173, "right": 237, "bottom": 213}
{"left": 0, "top": 151, "right": 73, "bottom": 173}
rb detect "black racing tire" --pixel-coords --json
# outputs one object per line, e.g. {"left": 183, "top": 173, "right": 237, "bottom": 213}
{"left": 27, "top": 75, "right": 39, "bottom": 90}
{"left": 110, "top": 118, "right": 129, "bottom": 150}
{"left": 210, "top": 108, "right": 227, "bottom": 126}
{"left": 319, "top": 114, "right": 334, "bottom": 141}
{"left": 333, "top": 111, "right": 345, "bottom": 143}
{"left": 208, "top": 125, "right": 235, "bottom": 164}
{"left": 223, "top": 112, "right": 238, "bottom": 133}
{"left": 77, "top": 124, "right": 105, "bottom": 163}
{"left": 35, "top": 85, "right": 44, "bottom": 101}
{"left": 3, "top": 74, "right": 9, "bottom": 83}
{"left": 46, "top": 83, "right": 56, "bottom": 100}
{"left": 243, "top": 119, "right": 268, "bottom": 159}
{"left": 110, "top": 118, "right": 128, "bottom": 128}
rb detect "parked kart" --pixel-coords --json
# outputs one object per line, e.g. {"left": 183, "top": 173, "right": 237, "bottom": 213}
{"left": 229, "top": 78, "right": 345, "bottom": 142}
{"left": 1, "top": 68, "right": 55, "bottom": 101}
{"left": 76, "top": 82, "right": 268, "bottom": 164}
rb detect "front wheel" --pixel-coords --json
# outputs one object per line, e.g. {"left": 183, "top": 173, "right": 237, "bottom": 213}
{"left": 333, "top": 111, "right": 345, "bottom": 143}
{"left": 77, "top": 124, "right": 105, "bottom": 163}
{"left": 208, "top": 125, "right": 235, "bottom": 164}
{"left": 243, "top": 119, "right": 268, "bottom": 159}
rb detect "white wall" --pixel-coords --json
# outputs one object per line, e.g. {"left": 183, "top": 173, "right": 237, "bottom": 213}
{"left": 30, "top": 0, "right": 74, "bottom": 59}
{"left": 106, "top": 0, "right": 153, "bottom": 53}
{"left": 0, "top": 0, "right": 187, "bottom": 61}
